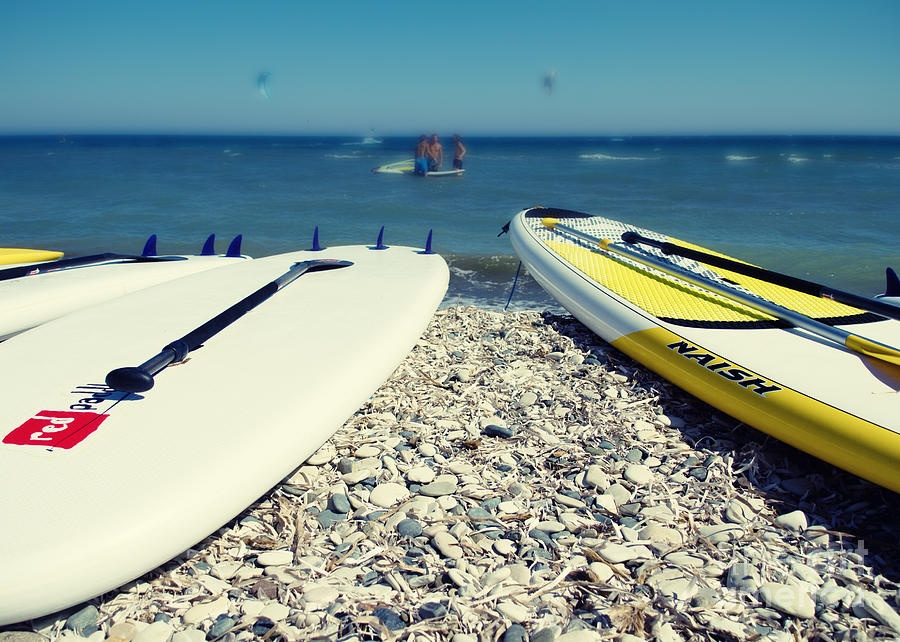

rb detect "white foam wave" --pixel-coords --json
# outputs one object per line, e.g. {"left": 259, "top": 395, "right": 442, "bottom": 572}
{"left": 326, "top": 153, "right": 362, "bottom": 159}
{"left": 579, "top": 153, "right": 658, "bottom": 161}
{"left": 726, "top": 155, "right": 758, "bottom": 161}
{"left": 787, "top": 155, "right": 810, "bottom": 163}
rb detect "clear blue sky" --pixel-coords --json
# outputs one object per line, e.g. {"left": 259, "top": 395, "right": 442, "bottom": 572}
{"left": 2, "top": 1, "right": 898, "bottom": 135}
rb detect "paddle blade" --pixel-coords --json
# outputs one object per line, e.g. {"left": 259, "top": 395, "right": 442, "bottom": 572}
{"left": 106, "top": 367, "right": 156, "bottom": 393}
{"left": 845, "top": 334, "right": 900, "bottom": 367}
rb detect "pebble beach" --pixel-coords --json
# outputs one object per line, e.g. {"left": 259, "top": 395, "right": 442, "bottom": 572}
{"left": 3, "top": 306, "right": 900, "bottom": 642}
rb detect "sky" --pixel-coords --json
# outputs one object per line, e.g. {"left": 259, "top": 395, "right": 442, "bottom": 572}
{"left": 1, "top": 1, "right": 898, "bottom": 136}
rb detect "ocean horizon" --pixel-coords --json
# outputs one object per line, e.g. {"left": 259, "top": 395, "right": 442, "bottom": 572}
{"left": 2, "top": 133, "right": 898, "bottom": 311}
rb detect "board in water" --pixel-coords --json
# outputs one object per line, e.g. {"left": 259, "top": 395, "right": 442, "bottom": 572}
{"left": 0, "top": 235, "right": 247, "bottom": 341}
{"left": 509, "top": 207, "right": 900, "bottom": 493}
{"left": 425, "top": 169, "right": 464, "bottom": 177}
{"left": 0, "top": 248, "right": 63, "bottom": 265}
{"left": 372, "top": 159, "right": 414, "bottom": 174}
{"left": 0, "top": 243, "right": 449, "bottom": 625}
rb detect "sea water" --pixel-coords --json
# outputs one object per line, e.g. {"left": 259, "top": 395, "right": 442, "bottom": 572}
{"left": 1, "top": 135, "right": 898, "bottom": 311}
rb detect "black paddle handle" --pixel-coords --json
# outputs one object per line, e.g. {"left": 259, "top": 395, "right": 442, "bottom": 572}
{"left": 105, "top": 282, "right": 279, "bottom": 393}
{"left": 621, "top": 231, "right": 900, "bottom": 321}
{"left": 0, "top": 253, "right": 185, "bottom": 282}
{"left": 105, "top": 259, "right": 353, "bottom": 394}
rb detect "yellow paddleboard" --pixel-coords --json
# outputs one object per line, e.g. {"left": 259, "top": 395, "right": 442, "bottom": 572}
{"left": 0, "top": 248, "right": 63, "bottom": 265}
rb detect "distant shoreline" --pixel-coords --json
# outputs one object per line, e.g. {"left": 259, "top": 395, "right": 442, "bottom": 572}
{"left": 2, "top": 133, "right": 900, "bottom": 142}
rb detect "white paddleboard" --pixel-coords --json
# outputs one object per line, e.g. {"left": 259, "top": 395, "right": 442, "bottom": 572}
{"left": 425, "top": 169, "right": 464, "bottom": 177}
{"left": 0, "top": 252, "right": 248, "bottom": 341}
{"left": 0, "top": 244, "right": 448, "bottom": 625}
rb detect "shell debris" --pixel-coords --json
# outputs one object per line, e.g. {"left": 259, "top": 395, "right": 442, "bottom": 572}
{"left": 6, "top": 307, "right": 900, "bottom": 641}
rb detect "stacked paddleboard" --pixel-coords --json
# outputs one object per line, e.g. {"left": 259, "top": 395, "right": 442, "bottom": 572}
{"left": 0, "top": 242, "right": 448, "bottom": 625}
{"left": 0, "top": 248, "right": 64, "bottom": 265}
{"left": 0, "top": 235, "right": 246, "bottom": 341}
{"left": 509, "top": 207, "right": 900, "bottom": 493}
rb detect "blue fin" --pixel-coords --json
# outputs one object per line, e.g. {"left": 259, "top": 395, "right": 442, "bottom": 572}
{"left": 311, "top": 226, "right": 323, "bottom": 251}
{"left": 141, "top": 234, "right": 158, "bottom": 257}
{"left": 886, "top": 267, "right": 900, "bottom": 297}
{"left": 201, "top": 234, "right": 215, "bottom": 256}
{"left": 226, "top": 235, "right": 243, "bottom": 257}
{"left": 374, "top": 226, "right": 388, "bottom": 250}
{"left": 422, "top": 229, "right": 434, "bottom": 255}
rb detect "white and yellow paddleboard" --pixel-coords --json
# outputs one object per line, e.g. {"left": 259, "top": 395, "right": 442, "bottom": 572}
{"left": 509, "top": 207, "right": 900, "bottom": 493}
{"left": 0, "top": 248, "right": 63, "bottom": 265}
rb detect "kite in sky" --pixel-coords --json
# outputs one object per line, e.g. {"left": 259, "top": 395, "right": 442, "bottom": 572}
{"left": 543, "top": 70, "right": 557, "bottom": 95}
{"left": 257, "top": 72, "right": 271, "bottom": 99}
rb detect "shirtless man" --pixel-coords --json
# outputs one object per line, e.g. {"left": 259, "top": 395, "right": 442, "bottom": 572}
{"left": 414, "top": 135, "right": 429, "bottom": 175}
{"left": 427, "top": 134, "right": 442, "bottom": 172}
{"left": 452, "top": 134, "right": 467, "bottom": 170}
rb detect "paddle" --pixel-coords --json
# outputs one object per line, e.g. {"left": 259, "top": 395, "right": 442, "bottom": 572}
{"left": 542, "top": 218, "right": 900, "bottom": 367}
{"left": 620, "top": 230, "right": 900, "bottom": 321}
{"left": 0, "top": 252, "right": 186, "bottom": 282}
{"left": 105, "top": 258, "right": 353, "bottom": 393}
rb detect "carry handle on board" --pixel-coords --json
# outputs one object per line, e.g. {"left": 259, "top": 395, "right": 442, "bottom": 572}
{"left": 106, "top": 258, "right": 353, "bottom": 393}
{"left": 542, "top": 218, "right": 900, "bottom": 367}
{"left": 620, "top": 230, "right": 900, "bottom": 322}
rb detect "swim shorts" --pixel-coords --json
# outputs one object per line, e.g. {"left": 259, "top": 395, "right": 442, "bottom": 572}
{"left": 414, "top": 158, "right": 428, "bottom": 175}
{"left": 453, "top": 158, "right": 463, "bottom": 169}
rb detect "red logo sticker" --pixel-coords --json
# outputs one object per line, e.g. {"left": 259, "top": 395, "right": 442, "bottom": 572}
{"left": 4, "top": 410, "right": 109, "bottom": 449}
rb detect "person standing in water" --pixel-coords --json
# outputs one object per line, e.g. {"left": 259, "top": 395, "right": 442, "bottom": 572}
{"left": 452, "top": 134, "right": 467, "bottom": 170}
{"left": 414, "top": 135, "right": 429, "bottom": 175}
{"left": 427, "top": 134, "right": 443, "bottom": 172}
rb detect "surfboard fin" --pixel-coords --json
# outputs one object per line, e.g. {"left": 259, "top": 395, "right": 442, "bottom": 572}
{"left": 373, "top": 226, "right": 388, "bottom": 250}
{"left": 884, "top": 267, "right": 900, "bottom": 297}
{"left": 201, "top": 234, "right": 216, "bottom": 256}
{"left": 141, "top": 234, "right": 158, "bottom": 257}
{"left": 311, "top": 226, "right": 323, "bottom": 251}
{"left": 226, "top": 235, "right": 243, "bottom": 257}
{"left": 422, "top": 229, "right": 434, "bottom": 255}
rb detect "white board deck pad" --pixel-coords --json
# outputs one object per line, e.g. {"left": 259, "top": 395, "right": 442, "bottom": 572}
{"left": 0, "top": 254, "right": 247, "bottom": 340}
{"left": 0, "top": 244, "right": 449, "bottom": 625}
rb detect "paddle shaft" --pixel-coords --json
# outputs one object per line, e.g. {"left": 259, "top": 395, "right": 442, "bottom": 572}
{"left": 105, "top": 258, "right": 353, "bottom": 392}
{"left": 543, "top": 218, "right": 900, "bottom": 366}
{"left": 621, "top": 231, "right": 900, "bottom": 321}
{"left": 0, "top": 253, "right": 185, "bottom": 282}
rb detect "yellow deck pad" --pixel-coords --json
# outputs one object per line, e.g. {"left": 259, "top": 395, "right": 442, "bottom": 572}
{"left": 547, "top": 238, "right": 864, "bottom": 324}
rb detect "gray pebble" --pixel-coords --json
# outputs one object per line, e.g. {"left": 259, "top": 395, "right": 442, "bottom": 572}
{"left": 418, "top": 601, "right": 448, "bottom": 619}
{"left": 625, "top": 448, "right": 644, "bottom": 462}
{"left": 373, "top": 607, "right": 406, "bottom": 631}
{"left": 467, "top": 507, "right": 494, "bottom": 522}
{"left": 397, "top": 518, "right": 423, "bottom": 538}
{"left": 208, "top": 615, "right": 236, "bottom": 639}
{"left": 502, "top": 623, "right": 528, "bottom": 642}
{"left": 483, "top": 425, "right": 514, "bottom": 438}
{"left": 316, "top": 509, "right": 346, "bottom": 529}
{"left": 530, "top": 627, "right": 560, "bottom": 642}
{"left": 65, "top": 604, "right": 99, "bottom": 636}
{"left": 688, "top": 467, "right": 709, "bottom": 481}
{"left": 328, "top": 493, "right": 351, "bottom": 514}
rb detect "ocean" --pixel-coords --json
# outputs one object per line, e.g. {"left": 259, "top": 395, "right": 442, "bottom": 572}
{"left": 1, "top": 135, "right": 898, "bottom": 311}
